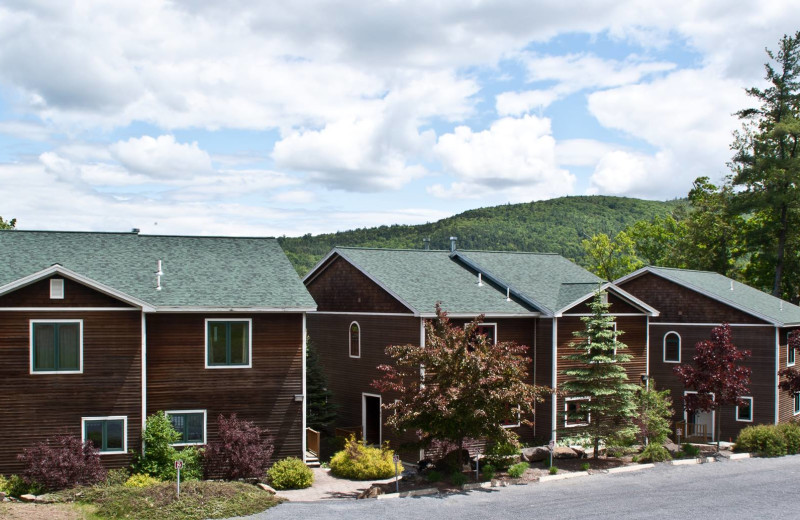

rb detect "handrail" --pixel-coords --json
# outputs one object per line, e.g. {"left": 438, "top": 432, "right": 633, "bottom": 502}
{"left": 306, "top": 427, "right": 321, "bottom": 456}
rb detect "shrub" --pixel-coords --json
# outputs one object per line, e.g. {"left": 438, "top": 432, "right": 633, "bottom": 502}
{"left": 329, "top": 436, "right": 402, "bottom": 480}
{"left": 435, "top": 448, "right": 471, "bottom": 473}
{"left": 17, "top": 434, "right": 106, "bottom": 491}
{"left": 480, "top": 464, "right": 495, "bottom": 482}
{"left": 484, "top": 439, "right": 520, "bottom": 470}
{"left": 426, "top": 470, "right": 443, "bottom": 483}
{"left": 681, "top": 443, "right": 701, "bottom": 458}
{"left": 580, "top": 462, "right": 590, "bottom": 471}
{"left": 735, "top": 425, "right": 786, "bottom": 457}
{"left": 1, "top": 474, "right": 43, "bottom": 497}
{"left": 450, "top": 471, "right": 468, "bottom": 486}
{"left": 507, "top": 462, "right": 528, "bottom": 478}
{"left": 204, "top": 414, "right": 275, "bottom": 480}
{"left": 634, "top": 443, "right": 672, "bottom": 463}
{"left": 267, "top": 457, "right": 314, "bottom": 490}
{"left": 549, "top": 466, "right": 558, "bottom": 475}
{"left": 133, "top": 412, "right": 203, "bottom": 482}
{"left": 105, "top": 468, "right": 130, "bottom": 487}
{"left": 125, "top": 474, "right": 162, "bottom": 488}
{"left": 776, "top": 422, "right": 800, "bottom": 454}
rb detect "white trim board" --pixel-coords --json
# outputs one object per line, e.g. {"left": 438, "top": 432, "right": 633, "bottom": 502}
{"left": 204, "top": 318, "right": 253, "bottom": 369}
{"left": 81, "top": 416, "right": 128, "bottom": 455}
{"left": 165, "top": 410, "right": 208, "bottom": 446}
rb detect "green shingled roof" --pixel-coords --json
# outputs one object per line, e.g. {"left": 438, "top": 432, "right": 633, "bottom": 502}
{"left": 0, "top": 230, "right": 316, "bottom": 310}
{"left": 643, "top": 267, "right": 800, "bottom": 326}
{"left": 333, "top": 248, "right": 533, "bottom": 315}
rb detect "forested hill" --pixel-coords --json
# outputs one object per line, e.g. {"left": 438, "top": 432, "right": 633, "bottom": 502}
{"left": 279, "top": 195, "right": 684, "bottom": 276}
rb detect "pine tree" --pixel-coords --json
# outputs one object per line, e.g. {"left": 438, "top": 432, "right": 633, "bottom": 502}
{"left": 560, "top": 290, "right": 638, "bottom": 458}
{"left": 306, "top": 337, "right": 337, "bottom": 432}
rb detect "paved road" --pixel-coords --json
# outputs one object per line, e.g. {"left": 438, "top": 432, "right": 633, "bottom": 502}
{"left": 239, "top": 456, "right": 800, "bottom": 520}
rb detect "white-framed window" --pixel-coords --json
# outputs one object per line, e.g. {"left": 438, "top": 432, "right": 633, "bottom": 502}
{"left": 30, "top": 319, "right": 83, "bottom": 374}
{"left": 794, "top": 393, "right": 800, "bottom": 416}
{"left": 663, "top": 332, "right": 681, "bottom": 363}
{"left": 736, "top": 397, "right": 753, "bottom": 422}
{"left": 789, "top": 342, "right": 796, "bottom": 367}
{"left": 166, "top": 410, "right": 207, "bottom": 445}
{"left": 349, "top": 321, "right": 361, "bottom": 358}
{"left": 205, "top": 319, "right": 252, "bottom": 369}
{"left": 50, "top": 278, "right": 64, "bottom": 299}
{"left": 565, "top": 397, "right": 590, "bottom": 427}
{"left": 502, "top": 404, "right": 521, "bottom": 428}
{"left": 82, "top": 416, "right": 127, "bottom": 454}
{"left": 475, "top": 323, "right": 497, "bottom": 344}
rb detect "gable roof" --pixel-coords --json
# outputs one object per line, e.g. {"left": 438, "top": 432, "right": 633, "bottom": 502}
{"left": 0, "top": 230, "right": 316, "bottom": 311}
{"left": 616, "top": 266, "right": 800, "bottom": 327}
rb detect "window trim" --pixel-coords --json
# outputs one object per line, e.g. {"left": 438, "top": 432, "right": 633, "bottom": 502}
{"left": 502, "top": 404, "right": 521, "bottom": 428}
{"left": 50, "top": 278, "right": 64, "bottom": 299}
{"left": 789, "top": 341, "right": 796, "bottom": 367}
{"left": 663, "top": 331, "right": 681, "bottom": 363}
{"left": 81, "top": 416, "right": 127, "bottom": 455}
{"left": 794, "top": 393, "right": 800, "bottom": 416}
{"left": 349, "top": 321, "right": 361, "bottom": 359}
{"left": 736, "top": 397, "right": 753, "bottom": 422}
{"left": 564, "top": 396, "right": 590, "bottom": 428}
{"left": 29, "top": 319, "right": 83, "bottom": 374}
{"left": 474, "top": 322, "right": 498, "bottom": 345}
{"left": 165, "top": 409, "right": 207, "bottom": 446}
{"left": 204, "top": 319, "right": 252, "bottom": 369}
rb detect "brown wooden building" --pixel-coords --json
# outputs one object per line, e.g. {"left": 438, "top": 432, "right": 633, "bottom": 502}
{"left": 616, "top": 266, "right": 800, "bottom": 442}
{"left": 303, "top": 244, "right": 658, "bottom": 460}
{"left": 0, "top": 230, "right": 316, "bottom": 474}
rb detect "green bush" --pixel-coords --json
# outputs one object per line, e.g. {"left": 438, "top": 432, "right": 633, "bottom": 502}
{"left": 426, "top": 470, "right": 442, "bottom": 483}
{"left": 507, "top": 462, "right": 528, "bottom": 478}
{"left": 549, "top": 466, "right": 558, "bottom": 475}
{"left": 450, "top": 471, "right": 467, "bottom": 486}
{"left": 776, "top": 423, "right": 800, "bottom": 454}
{"left": 735, "top": 425, "right": 786, "bottom": 457}
{"left": 680, "top": 443, "right": 701, "bottom": 458}
{"left": 634, "top": 443, "right": 672, "bottom": 463}
{"left": 133, "top": 412, "right": 203, "bottom": 481}
{"left": 267, "top": 457, "right": 314, "bottom": 490}
{"left": 484, "top": 439, "right": 520, "bottom": 470}
{"left": 480, "top": 464, "right": 495, "bottom": 482}
{"left": 105, "top": 468, "right": 130, "bottom": 487}
{"left": 0, "top": 474, "right": 43, "bottom": 497}
{"left": 580, "top": 462, "right": 590, "bottom": 471}
{"left": 124, "top": 474, "right": 162, "bottom": 488}
{"left": 329, "top": 436, "right": 402, "bottom": 480}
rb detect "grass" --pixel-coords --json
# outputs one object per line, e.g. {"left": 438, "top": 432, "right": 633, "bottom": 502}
{"left": 57, "top": 481, "right": 282, "bottom": 520}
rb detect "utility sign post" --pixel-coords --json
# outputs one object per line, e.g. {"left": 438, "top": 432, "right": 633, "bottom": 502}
{"left": 393, "top": 454, "right": 400, "bottom": 493}
{"left": 175, "top": 459, "right": 184, "bottom": 498}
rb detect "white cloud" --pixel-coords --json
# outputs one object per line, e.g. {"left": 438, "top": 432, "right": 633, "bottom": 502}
{"left": 432, "top": 115, "right": 575, "bottom": 201}
{"left": 555, "top": 139, "right": 619, "bottom": 167}
{"left": 496, "top": 89, "right": 562, "bottom": 115}
{"left": 272, "top": 190, "right": 317, "bottom": 204}
{"left": 109, "top": 135, "right": 213, "bottom": 179}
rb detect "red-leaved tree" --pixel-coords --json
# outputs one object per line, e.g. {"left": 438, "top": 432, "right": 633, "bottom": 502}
{"left": 18, "top": 435, "right": 107, "bottom": 491}
{"left": 204, "top": 414, "right": 274, "bottom": 480}
{"left": 778, "top": 330, "right": 800, "bottom": 393}
{"left": 673, "top": 324, "right": 751, "bottom": 451}
{"left": 373, "top": 304, "right": 550, "bottom": 468}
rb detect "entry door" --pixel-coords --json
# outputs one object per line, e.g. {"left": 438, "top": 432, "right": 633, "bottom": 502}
{"left": 362, "top": 393, "right": 382, "bottom": 446}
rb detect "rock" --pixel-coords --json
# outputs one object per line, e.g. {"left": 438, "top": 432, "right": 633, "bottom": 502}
{"left": 257, "top": 483, "right": 277, "bottom": 494}
{"left": 521, "top": 446, "right": 550, "bottom": 462}
{"left": 572, "top": 446, "right": 588, "bottom": 459}
{"left": 553, "top": 446, "right": 579, "bottom": 459}
{"left": 663, "top": 440, "right": 681, "bottom": 455}
{"left": 20, "top": 494, "right": 36, "bottom": 502}
{"left": 34, "top": 494, "right": 57, "bottom": 504}
{"left": 357, "top": 485, "right": 385, "bottom": 499}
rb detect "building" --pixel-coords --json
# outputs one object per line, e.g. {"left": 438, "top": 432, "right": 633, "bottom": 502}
{"left": 0, "top": 230, "right": 316, "bottom": 474}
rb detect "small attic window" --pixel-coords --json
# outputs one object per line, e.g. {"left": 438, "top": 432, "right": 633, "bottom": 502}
{"left": 50, "top": 279, "right": 65, "bottom": 299}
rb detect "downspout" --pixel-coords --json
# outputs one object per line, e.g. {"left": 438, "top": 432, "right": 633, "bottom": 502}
{"left": 775, "top": 327, "right": 780, "bottom": 425}
{"left": 551, "top": 317, "right": 558, "bottom": 443}
{"left": 302, "top": 313, "right": 308, "bottom": 461}
{"left": 141, "top": 311, "right": 147, "bottom": 454}
{"left": 419, "top": 317, "right": 426, "bottom": 461}
{"left": 533, "top": 319, "right": 537, "bottom": 438}
{"left": 645, "top": 315, "right": 650, "bottom": 391}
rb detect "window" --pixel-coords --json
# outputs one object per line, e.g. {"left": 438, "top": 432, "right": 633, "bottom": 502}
{"left": 50, "top": 278, "right": 64, "bottom": 299}
{"left": 205, "top": 319, "right": 251, "bottom": 368}
{"left": 166, "top": 410, "right": 206, "bottom": 445}
{"left": 663, "top": 332, "right": 681, "bottom": 363}
{"left": 789, "top": 342, "right": 796, "bottom": 367}
{"left": 502, "top": 405, "right": 521, "bottom": 428}
{"left": 736, "top": 397, "right": 753, "bottom": 422}
{"left": 349, "top": 321, "right": 360, "bottom": 358}
{"left": 476, "top": 323, "right": 497, "bottom": 344}
{"left": 795, "top": 393, "right": 800, "bottom": 416}
{"left": 565, "top": 397, "right": 590, "bottom": 427}
{"left": 82, "top": 417, "right": 126, "bottom": 454}
{"left": 30, "top": 320, "right": 82, "bottom": 373}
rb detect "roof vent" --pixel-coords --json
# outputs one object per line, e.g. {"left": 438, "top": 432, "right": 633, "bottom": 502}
{"left": 506, "top": 287, "right": 511, "bottom": 302}
{"left": 155, "top": 260, "right": 163, "bottom": 291}
{"left": 477, "top": 273, "right": 484, "bottom": 287}
{"left": 730, "top": 280, "right": 734, "bottom": 291}
{"left": 131, "top": 228, "right": 140, "bottom": 234}
{"left": 450, "top": 236, "right": 458, "bottom": 252}
{"left": 423, "top": 237, "right": 430, "bottom": 250}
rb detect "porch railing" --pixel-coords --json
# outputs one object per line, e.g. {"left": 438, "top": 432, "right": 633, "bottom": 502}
{"left": 306, "top": 427, "right": 321, "bottom": 457}
{"left": 676, "top": 421, "right": 710, "bottom": 442}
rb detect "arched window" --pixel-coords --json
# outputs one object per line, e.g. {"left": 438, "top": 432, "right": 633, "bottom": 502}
{"left": 349, "top": 322, "right": 360, "bottom": 358}
{"left": 663, "top": 332, "right": 681, "bottom": 363}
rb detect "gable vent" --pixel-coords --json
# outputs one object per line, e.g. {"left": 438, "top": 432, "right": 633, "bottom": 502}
{"left": 50, "top": 278, "right": 64, "bottom": 299}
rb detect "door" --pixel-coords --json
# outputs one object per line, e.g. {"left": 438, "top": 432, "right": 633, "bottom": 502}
{"left": 362, "top": 393, "right": 381, "bottom": 446}
{"left": 684, "top": 391, "right": 715, "bottom": 441}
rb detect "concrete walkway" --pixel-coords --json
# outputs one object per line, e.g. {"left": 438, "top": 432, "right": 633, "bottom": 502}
{"left": 275, "top": 468, "right": 400, "bottom": 502}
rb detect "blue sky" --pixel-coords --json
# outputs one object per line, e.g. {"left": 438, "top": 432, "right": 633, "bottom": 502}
{"left": 0, "top": 1, "right": 797, "bottom": 237}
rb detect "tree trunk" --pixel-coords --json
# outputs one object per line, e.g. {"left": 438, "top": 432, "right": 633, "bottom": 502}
{"left": 715, "top": 407, "right": 721, "bottom": 452}
{"left": 593, "top": 437, "right": 599, "bottom": 459}
{"left": 773, "top": 202, "right": 788, "bottom": 297}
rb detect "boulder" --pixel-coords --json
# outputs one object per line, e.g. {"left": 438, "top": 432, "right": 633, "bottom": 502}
{"left": 357, "top": 485, "right": 385, "bottom": 499}
{"left": 19, "top": 494, "right": 36, "bottom": 503}
{"left": 663, "top": 440, "right": 681, "bottom": 455}
{"left": 571, "top": 446, "right": 588, "bottom": 459}
{"left": 257, "top": 483, "right": 277, "bottom": 494}
{"left": 521, "top": 446, "right": 550, "bottom": 462}
{"left": 553, "top": 446, "right": 579, "bottom": 459}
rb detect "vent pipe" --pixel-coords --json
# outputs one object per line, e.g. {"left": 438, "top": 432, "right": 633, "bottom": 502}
{"left": 478, "top": 273, "right": 484, "bottom": 287}
{"left": 131, "top": 228, "right": 140, "bottom": 234}
{"left": 423, "top": 237, "right": 430, "bottom": 250}
{"left": 450, "top": 236, "right": 458, "bottom": 252}
{"left": 156, "top": 260, "right": 163, "bottom": 291}
{"left": 506, "top": 287, "right": 511, "bottom": 302}
{"left": 730, "top": 280, "right": 734, "bottom": 291}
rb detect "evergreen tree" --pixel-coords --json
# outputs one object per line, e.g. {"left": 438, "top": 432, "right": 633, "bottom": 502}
{"left": 306, "top": 337, "right": 337, "bottom": 432}
{"left": 560, "top": 290, "right": 638, "bottom": 458}
{"left": 0, "top": 216, "right": 15, "bottom": 229}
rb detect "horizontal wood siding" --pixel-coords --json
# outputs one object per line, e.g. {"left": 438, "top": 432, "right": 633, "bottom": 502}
{"left": 0, "top": 310, "right": 142, "bottom": 474}
{"left": 146, "top": 313, "right": 304, "bottom": 463}
{"left": 619, "top": 273, "right": 767, "bottom": 324}
{"left": 306, "top": 256, "right": 411, "bottom": 313}
{"left": 534, "top": 318, "right": 553, "bottom": 442}
{"left": 777, "top": 327, "right": 800, "bottom": 424}
{"left": 650, "top": 324, "right": 777, "bottom": 440}
{"left": 0, "top": 276, "right": 134, "bottom": 308}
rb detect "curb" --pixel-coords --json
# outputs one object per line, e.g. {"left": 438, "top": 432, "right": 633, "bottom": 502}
{"left": 728, "top": 453, "right": 751, "bottom": 460}
{"left": 538, "top": 471, "right": 590, "bottom": 483}
{"left": 671, "top": 456, "right": 717, "bottom": 466}
{"left": 376, "top": 487, "right": 440, "bottom": 500}
{"left": 607, "top": 463, "right": 654, "bottom": 473}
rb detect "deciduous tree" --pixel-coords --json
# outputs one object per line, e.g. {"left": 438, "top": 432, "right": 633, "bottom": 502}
{"left": 373, "top": 305, "right": 549, "bottom": 467}
{"left": 0, "top": 216, "right": 15, "bottom": 229}
{"left": 582, "top": 231, "right": 643, "bottom": 280}
{"left": 560, "top": 290, "right": 638, "bottom": 458}
{"left": 673, "top": 324, "right": 752, "bottom": 451}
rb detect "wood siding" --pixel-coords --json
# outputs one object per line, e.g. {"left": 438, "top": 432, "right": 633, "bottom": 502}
{"left": 0, "top": 309, "right": 142, "bottom": 474}
{"left": 306, "top": 256, "right": 412, "bottom": 313}
{"left": 0, "top": 276, "right": 135, "bottom": 308}
{"left": 777, "top": 327, "right": 800, "bottom": 424}
{"left": 146, "top": 313, "right": 304, "bottom": 463}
